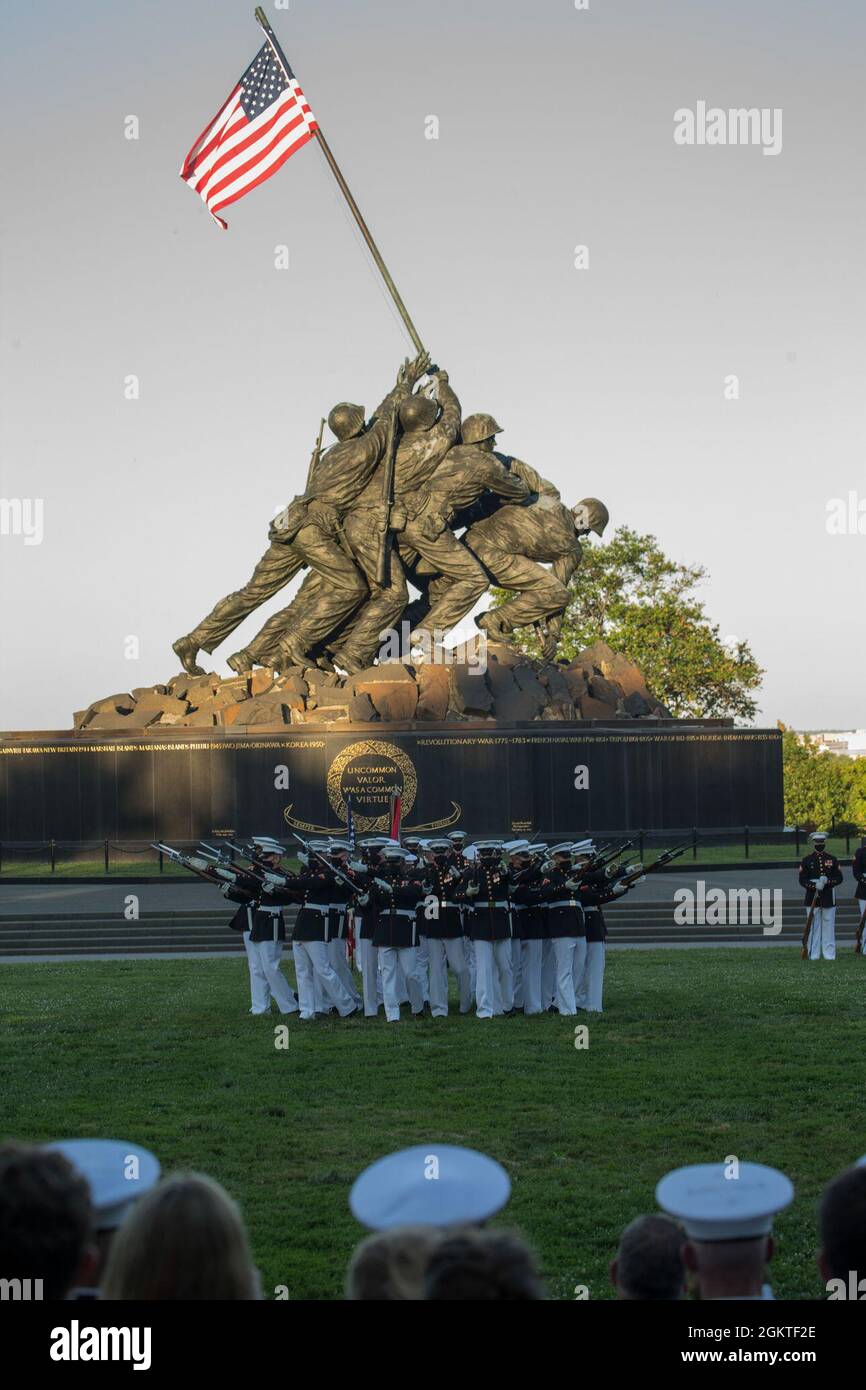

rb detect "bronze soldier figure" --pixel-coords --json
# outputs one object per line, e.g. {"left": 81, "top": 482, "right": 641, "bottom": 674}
{"left": 170, "top": 351, "right": 428, "bottom": 675}
{"left": 323, "top": 367, "right": 464, "bottom": 672}
{"left": 415, "top": 418, "right": 608, "bottom": 661}
{"left": 398, "top": 411, "right": 532, "bottom": 646}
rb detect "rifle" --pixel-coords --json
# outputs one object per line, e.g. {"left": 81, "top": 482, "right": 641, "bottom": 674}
{"left": 196, "top": 844, "right": 264, "bottom": 895}
{"left": 612, "top": 840, "right": 693, "bottom": 892}
{"left": 152, "top": 842, "right": 230, "bottom": 888}
{"left": 586, "top": 840, "right": 634, "bottom": 875}
{"left": 854, "top": 899, "right": 866, "bottom": 956}
{"left": 801, "top": 888, "right": 821, "bottom": 960}
{"left": 290, "top": 831, "right": 364, "bottom": 896}
{"left": 305, "top": 417, "right": 326, "bottom": 491}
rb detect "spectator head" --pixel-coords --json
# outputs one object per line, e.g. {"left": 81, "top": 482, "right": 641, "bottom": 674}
{"left": 818, "top": 1164, "right": 866, "bottom": 1287}
{"left": 47, "top": 1138, "right": 161, "bottom": 1289}
{"left": 610, "top": 1215, "right": 685, "bottom": 1300}
{"left": 0, "top": 1141, "right": 96, "bottom": 1299}
{"left": 682, "top": 1234, "right": 773, "bottom": 1300}
{"left": 656, "top": 1161, "right": 793, "bottom": 1300}
{"left": 424, "top": 1228, "right": 545, "bottom": 1301}
{"left": 346, "top": 1226, "right": 442, "bottom": 1300}
{"left": 102, "top": 1172, "right": 259, "bottom": 1300}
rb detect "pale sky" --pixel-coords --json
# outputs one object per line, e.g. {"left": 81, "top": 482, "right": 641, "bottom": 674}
{"left": 1, "top": 0, "right": 864, "bottom": 730}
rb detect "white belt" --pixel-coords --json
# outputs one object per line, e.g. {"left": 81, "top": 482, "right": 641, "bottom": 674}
{"left": 549, "top": 899, "right": 581, "bottom": 910}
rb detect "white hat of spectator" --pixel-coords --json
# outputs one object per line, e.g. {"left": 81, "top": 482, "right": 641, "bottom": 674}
{"left": 350, "top": 1143, "right": 511, "bottom": 1230}
{"left": 46, "top": 1139, "right": 161, "bottom": 1232}
{"left": 656, "top": 1161, "right": 793, "bottom": 1241}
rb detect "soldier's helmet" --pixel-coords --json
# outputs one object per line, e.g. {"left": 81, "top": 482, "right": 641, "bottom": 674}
{"left": 572, "top": 498, "right": 609, "bottom": 537}
{"left": 461, "top": 413, "right": 503, "bottom": 445}
{"left": 328, "top": 402, "right": 366, "bottom": 441}
{"left": 400, "top": 395, "right": 440, "bottom": 433}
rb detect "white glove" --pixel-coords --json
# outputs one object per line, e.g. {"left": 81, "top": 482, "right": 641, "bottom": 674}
{"left": 816, "top": 875, "right": 828, "bottom": 890}
{"left": 612, "top": 882, "right": 629, "bottom": 896}
{"left": 356, "top": 892, "right": 370, "bottom": 907}
{"left": 374, "top": 877, "right": 393, "bottom": 895}
{"left": 261, "top": 881, "right": 276, "bottom": 895}
{"left": 466, "top": 882, "right": 480, "bottom": 898}
{"left": 565, "top": 878, "right": 582, "bottom": 891}
{"left": 349, "top": 859, "right": 365, "bottom": 873}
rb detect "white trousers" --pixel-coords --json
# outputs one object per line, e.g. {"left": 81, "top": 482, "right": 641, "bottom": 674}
{"left": 427, "top": 937, "right": 472, "bottom": 1016}
{"left": 521, "top": 938, "right": 544, "bottom": 1015}
{"left": 465, "top": 937, "right": 476, "bottom": 994}
{"left": 552, "top": 937, "right": 586, "bottom": 1016}
{"left": 293, "top": 940, "right": 357, "bottom": 1020}
{"left": 474, "top": 939, "right": 514, "bottom": 1019}
{"left": 378, "top": 946, "right": 425, "bottom": 1022}
{"left": 807, "top": 907, "right": 836, "bottom": 961}
{"left": 358, "top": 938, "right": 383, "bottom": 1016}
{"left": 328, "top": 937, "right": 362, "bottom": 1006}
{"left": 416, "top": 936, "right": 431, "bottom": 1002}
{"left": 511, "top": 937, "right": 524, "bottom": 1009}
{"left": 243, "top": 933, "right": 298, "bottom": 1015}
{"left": 575, "top": 940, "right": 605, "bottom": 1012}
{"left": 541, "top": 939, "right": 556, "bottom": 1009}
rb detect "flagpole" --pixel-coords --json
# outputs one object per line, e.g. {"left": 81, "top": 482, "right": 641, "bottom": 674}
{"left": 253, "top": 7, "right": 426, "bottom": 355}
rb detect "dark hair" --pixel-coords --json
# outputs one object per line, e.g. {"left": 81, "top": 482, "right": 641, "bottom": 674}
{"left": 819, "top": 1166, "right": 866, "bottom": 1280}
{"left": 424, "top": 1229, "right": 545, "bottom": 1301}
{"left": 0, "top": 1141, "right": 93, "bottom": 1299}
{"left": 616, "top": 1214, "right": 685, "bottom": 1300}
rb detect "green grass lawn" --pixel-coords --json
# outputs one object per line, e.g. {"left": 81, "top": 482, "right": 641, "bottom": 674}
{"left": 1, "top": 949, "right": 864, "bottom": 1300}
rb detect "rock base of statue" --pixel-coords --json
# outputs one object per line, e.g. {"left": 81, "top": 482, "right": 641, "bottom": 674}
{"left": 72, "top": 640, "right": 676, "bottom": 732}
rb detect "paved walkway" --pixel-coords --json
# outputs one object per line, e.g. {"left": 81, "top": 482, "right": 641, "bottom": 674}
{"left": 0, "top": 866, "right": 827, "bottom": 917}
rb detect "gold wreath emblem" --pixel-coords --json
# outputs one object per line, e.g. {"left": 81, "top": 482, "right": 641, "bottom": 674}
{"left": 326, "top": 739, "right": 418, "bottom": 833}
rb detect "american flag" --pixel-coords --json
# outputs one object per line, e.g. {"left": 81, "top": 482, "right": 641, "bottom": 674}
{"left": 181, "top": 43, "right": 317, "bottom": 229}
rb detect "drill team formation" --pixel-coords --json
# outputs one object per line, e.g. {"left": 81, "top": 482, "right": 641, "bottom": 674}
{"left": 157, "top": 832, "right": 692, "bottom": 1022}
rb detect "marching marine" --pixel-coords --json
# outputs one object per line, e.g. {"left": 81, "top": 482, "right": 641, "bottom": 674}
{"left": 507, "top": 842, "right": 549, "bottom": 1016}
{"left": 219, "top": 838, "right": 300, "bottom": 1017}
{"left": 538, "top": 843, "right": 586, "bottom": 1016}
{"left": 418, "top": 838, "right": 472, "bottom": 1017}
{"left": 462, "top": 841, "right": 514, "bottom": 1019}
{"left": 371, "top": 845, "right": 428, "bottom": 1021}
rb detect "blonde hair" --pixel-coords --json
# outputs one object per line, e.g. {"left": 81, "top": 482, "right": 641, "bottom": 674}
{"left": 102, "top": 1172, "right": 258, "bottom": 1300}
{"left": 346, "top": 1226, "right": 443, "bottom": 1300}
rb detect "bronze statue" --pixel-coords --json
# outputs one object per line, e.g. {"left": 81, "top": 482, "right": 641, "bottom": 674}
{"left": 171, "top": 351, "right": 428, "bottom": 675}
{"left": 171, "top": 362, "right": 608, "bottom": 675}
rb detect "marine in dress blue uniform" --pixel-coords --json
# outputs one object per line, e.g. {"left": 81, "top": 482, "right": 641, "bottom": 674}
{"left": 798, "top": 830, "right": 844, "bottom": 960}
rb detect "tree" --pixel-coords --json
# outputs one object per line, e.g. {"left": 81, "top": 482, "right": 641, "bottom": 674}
{"left": 492, "top": 527, "right": 764, "bottom": 720}
{"left": 779, "top": 724, "right": 863, "bottom": 829}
